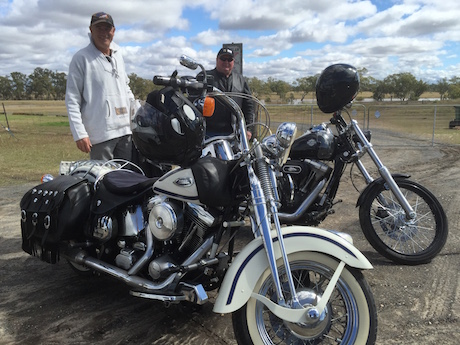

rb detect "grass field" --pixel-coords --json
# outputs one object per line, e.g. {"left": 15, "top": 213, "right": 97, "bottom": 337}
{"left": 0, "top": 101, "right": 87, "bottom": 187}
{"left": 1, "top": 98, "right": 459, "bottom": 187}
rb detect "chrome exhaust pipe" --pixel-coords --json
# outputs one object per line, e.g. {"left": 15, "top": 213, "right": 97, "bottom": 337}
{"left": 277, "top": 179, "right": 326, "bottom": 222}
{"left": 73, "top": 250, "right": 177, "bottom": 291}
{"left": 65, "top": 236, "right": 214, "bottom": 294}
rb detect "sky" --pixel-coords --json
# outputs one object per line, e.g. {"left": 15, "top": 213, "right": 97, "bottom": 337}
{"left": 1, "top": 0, "right": 460, "bottom": 84}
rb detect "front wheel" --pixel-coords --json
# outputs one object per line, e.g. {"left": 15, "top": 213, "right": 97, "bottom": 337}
{"left": 359, "top": 178, "right": 448, "bottom": 265}
{"left": 232, "top": 252, "right": 377, "bottom": 345}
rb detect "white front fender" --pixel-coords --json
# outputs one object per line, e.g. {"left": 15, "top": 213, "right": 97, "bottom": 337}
{"left": 213, "top": 226, "right": 372, "bottom": 314}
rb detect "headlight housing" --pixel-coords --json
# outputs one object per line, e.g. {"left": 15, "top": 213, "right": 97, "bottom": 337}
{"left": 262, "top": 122, "right": 297, "bottom": 166}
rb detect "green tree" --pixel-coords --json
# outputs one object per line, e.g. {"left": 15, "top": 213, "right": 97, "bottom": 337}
{"left": 357, "top": 67, "right": 374, "bottom": 92}
{"left": 383, "top": 73, "right": 426, "bottom": 101}
{"left": 372, "top": 80, "right": 389, "bottom": 101}
{"left": 10, "top": 72, "right": 27, "bottom": 99}
{"left": 247, "top": 77, "right": 269, "bottom": 98}
{"left": 448, "top": 77, "right": 460, "bottom": 99}
{"left": 294, "top": 75, "right": 317, "bottom": 101}
{"left": 392, "top": 73, "right": 414, "bottom": 101}
{"left": 128, "top": 73, "right": 156, "bottom": 100}
{"left": 409, "top": 79, "right": 428, "bottom": 101}
{"left": 448, "top": 85, "right": 460, "bottom": 99}
{"left": 435, "top": 78, "right": 450, "bottom": 100}
{"left": 382, "top": 74, "right": 397, "bottom": 100}
{"left": 28, "top": 67, "right": 53, "bottom": 99}
{"left": 267, "top": 77, "right": 291, "bottom": 101}
{"left": 52, "top": 72, "right": 67, "bottom": 100}
{"left": 0, "top": 76, "right": 13, "bottom": 99}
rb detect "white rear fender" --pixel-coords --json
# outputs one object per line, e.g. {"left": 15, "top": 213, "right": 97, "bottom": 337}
{"left": 213, "top": 226, "right": 372, "bottom": 314}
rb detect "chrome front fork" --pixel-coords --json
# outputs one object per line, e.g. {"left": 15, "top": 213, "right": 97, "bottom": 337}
{"left": 249, "top": 146, "right": 302, "bottom": 308}
{"left": 352, "top": 120, "right": 416, "bottom": 219}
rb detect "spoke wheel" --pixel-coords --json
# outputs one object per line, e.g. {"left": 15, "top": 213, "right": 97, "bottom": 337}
{"left": 359, "top": 178, "right": 448, "bottom": 265}
{"left": 232, "top": 252, "right": 377, "bottom": 345}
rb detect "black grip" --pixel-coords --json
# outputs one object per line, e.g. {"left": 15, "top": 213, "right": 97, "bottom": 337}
{"left": 153, "top": 76, "right": 174, "bottom": 86}
{"left": 153, "top": 75, "right": 205, "bottom": 91}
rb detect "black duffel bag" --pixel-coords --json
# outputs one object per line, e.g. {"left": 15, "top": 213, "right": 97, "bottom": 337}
{"left": 20, "top": 175, "right": 91, "bottom": 263}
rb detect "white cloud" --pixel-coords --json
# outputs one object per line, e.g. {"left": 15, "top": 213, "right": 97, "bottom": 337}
{"left": 0, "top": 0, "right": 459, "bottom": 85}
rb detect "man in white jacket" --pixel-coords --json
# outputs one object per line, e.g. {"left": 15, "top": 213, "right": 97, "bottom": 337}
{"left": 65, "top": 12, "right": 134, "bottom": 160}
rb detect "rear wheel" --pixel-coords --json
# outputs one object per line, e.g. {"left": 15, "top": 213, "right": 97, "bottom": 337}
{"left": 232, "top": 252, "right": 377, "bottom": 344}
{"left": 359, "top": 178, "right": 448, "bottom": 265}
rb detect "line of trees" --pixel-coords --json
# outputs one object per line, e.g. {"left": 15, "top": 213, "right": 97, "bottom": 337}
{"left": 1, "top": 67, "right": 460, "bottom": 102}
{"left": 0, "top": 68, "right": 157, "bottom": 101}
{"left": 253, "top": 68, "right": 460, "bottom": 103}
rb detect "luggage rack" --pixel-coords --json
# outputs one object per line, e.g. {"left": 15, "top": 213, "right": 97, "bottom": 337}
{"left": 59, "top": 159, "right": 145, "bottom": 184}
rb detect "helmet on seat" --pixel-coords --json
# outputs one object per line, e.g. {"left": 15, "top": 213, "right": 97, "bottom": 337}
{"left": 316, "top": 64, "right": 360, "bottom": 113}
{"left": 131, "top": 87, "right": 205, "bottom": 166}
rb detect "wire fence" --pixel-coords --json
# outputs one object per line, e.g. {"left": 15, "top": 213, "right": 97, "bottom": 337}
{"left": 261, "top": 103, "right": 460, "bottom": 147}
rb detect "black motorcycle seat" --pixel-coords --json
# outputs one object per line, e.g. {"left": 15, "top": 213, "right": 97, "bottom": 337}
{"left": 101, "top": 170, "right": 158, "bottom": 195}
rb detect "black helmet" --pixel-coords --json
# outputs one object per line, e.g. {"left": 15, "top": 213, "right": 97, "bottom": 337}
{"left": 131, "top": 87, "right": 205, "bottom": 166}
{"left": 316, "top": 64, "right": 360, "bottom": 113}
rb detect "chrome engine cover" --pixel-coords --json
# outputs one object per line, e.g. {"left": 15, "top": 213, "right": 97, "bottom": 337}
{"left": 93, "top": 216, "right": 115, "bottom": 241}
{"left": 121, "top": 205, "right": 144, "bottom": 237}
{"left": 148, "top": 255, "right": 177, "bottom": 280}
{"left": 148, "top": 197, "right": 184, "bottom": 241}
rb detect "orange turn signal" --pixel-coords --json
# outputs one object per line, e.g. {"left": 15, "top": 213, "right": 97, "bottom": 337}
{"left": 202, "top": 96, "right": 215, "bottom": 117}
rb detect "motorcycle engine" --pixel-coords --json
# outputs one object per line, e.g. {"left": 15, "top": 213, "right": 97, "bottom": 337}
{"left": 92, "top": 215, "right": 116, "bottom": 241}
{"left": 91, "top": 206, "right": 144, "bottom": 242}
{"left": 146, "top": 196, "right": 219, "bottom": 280}
{"left": 147, "top": 197, "right": 184, "bottom": 241}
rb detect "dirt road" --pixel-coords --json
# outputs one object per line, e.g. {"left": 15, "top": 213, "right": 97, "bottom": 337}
{"left": 1, "top": 132, "right": 459, "bottom": 344}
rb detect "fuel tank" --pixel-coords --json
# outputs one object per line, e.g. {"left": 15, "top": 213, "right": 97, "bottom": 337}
{"left": 153, "top": 167, "right": 200, "bottom": 204}
{"left": 289, "top": 124, "right": 336, "bottom": 161}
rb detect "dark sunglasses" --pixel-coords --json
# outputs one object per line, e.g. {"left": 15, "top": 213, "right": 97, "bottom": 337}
{"left": 219, "top": 56, "right": 234, "bottom": 62}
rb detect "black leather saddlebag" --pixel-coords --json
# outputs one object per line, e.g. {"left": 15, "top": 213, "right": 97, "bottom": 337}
{"left": 20, "top": 175, "right": 91, "bottom": 263}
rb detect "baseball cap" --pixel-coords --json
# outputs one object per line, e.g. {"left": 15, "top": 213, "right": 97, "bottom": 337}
{"left": 90, "top": 12, "right": 114, "bottom": 27}
{"left": 217, "top": 48, "right": 234, "bottom": 58}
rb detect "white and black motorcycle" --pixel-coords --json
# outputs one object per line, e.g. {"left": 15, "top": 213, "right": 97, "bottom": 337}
{"left": 20, "top": 56, "right": 377, "bottom": 344}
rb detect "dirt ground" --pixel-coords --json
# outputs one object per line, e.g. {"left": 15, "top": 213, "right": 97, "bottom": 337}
{"left": 0, "top": 131, "right": 459, "bottom": 345}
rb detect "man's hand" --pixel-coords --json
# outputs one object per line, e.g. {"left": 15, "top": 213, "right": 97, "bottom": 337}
{"left": 246, "top": 131, "right": 252, "bottom": 140}
{"left": 76, "top": 137, "right": 92, "bottom": 153}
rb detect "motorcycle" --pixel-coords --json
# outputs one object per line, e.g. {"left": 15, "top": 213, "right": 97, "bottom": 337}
{"left": 274, "top": 64, "right": 448, "bottom": 265}
{"left": 20, "top": 56, "right": 378, "bottom": 344}
{"left": 203, "top": 64, "right": 448, "bottom": 266}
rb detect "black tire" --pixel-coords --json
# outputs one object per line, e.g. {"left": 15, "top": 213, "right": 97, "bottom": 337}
{"left": 232, "top": 252, "right": 378, "bottom": 345}
{"left": 359, "top": 178, "right": 448, "bottom": 265}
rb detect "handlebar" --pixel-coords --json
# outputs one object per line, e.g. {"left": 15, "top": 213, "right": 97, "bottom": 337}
{"left": 154, "top": 54, "right": 250, "bottom": 155}
{"left": 153, "top": 75, "right": 206, "bottom": 91}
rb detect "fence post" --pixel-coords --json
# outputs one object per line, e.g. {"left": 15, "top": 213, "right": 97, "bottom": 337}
{"left": 432, "top": 105, "right": 437, "bottom": 147}
{"left": 310, "top": 104, "right": 314, "bottom": 128}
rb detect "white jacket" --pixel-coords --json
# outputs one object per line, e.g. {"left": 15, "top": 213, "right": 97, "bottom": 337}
{"left": 65, "top": 36, "right": 134, "bottom": 144}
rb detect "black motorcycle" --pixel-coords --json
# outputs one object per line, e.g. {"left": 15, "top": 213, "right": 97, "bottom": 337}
{"left": 275, "top": 65, "right": 448, "bottom": 265}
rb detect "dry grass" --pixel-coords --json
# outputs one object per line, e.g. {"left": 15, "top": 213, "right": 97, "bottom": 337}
{"left": 0, "top": 101, "right": 86, "bottom": 187}
{"left": 1, "top": 98, "right": 459, "bottom": 187}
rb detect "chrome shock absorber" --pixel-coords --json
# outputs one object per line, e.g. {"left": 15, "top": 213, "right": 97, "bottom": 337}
{"left": 254, "top": 144, "right": 276, "bottom": 204}
{"left": 253, "top": 141, "right": 303, "bottom": 308}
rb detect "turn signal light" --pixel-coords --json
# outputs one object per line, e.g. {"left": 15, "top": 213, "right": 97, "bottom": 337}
{"left": 202, "top": 96, "right": 215, "bottom": 117}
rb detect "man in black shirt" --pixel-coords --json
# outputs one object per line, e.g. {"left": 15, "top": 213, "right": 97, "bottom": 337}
{"left": 205, "top": 48, "right": 254, "bottom": 139}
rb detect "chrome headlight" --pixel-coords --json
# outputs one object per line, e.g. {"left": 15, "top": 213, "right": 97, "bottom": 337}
{"left": 276, "top": 122, "right": 297, "bottom": 165}
{"left": 261, "top": 122, "right": 297, "bottom": 166}
{"left": 261, "top": 134, "right": 278, "bottom": 156}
